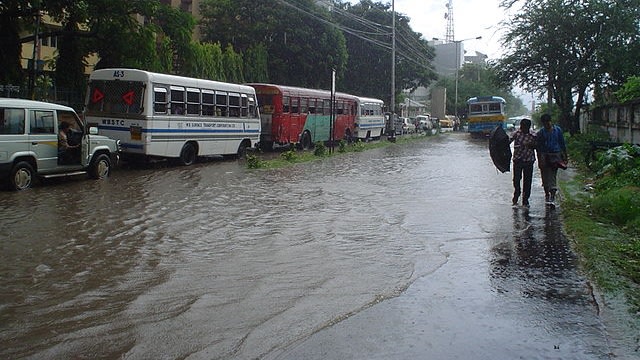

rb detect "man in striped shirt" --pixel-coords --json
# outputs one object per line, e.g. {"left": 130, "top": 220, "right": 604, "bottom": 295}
{"left": 510, "top": 118, "right": 537, "bottom": 207}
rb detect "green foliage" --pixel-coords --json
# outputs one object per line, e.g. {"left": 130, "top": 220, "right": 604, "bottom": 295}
{"left": 352, "top": 139, "right": 366, "bottom": 152}
{"left": 243, "top": 44, "right": 269, "bottom": 82}
{"left": 614, "top": 76, "right": 640, "bottom": 103}
{"left": 334, "top": 1, "right": 437, "bottom": 108}
{"left": 313, "top": 142, "right": 327, "bottom": 156}
{"left": 183, "top": 42, "right": 224, "bottom": 80}
{"left": 591, "top": 186, "right": 640, "bottom": 230}
{"left": 200, "top": 0, "right": 347, "bottom": 89}
{"left": 563, "top": 134, "right": 640, "bottom": 310}
{"left": 497, "top": 0, "right": 640, "bottom": 133}
{"left": 437, "top": 63, "right": 524, "bottom": 117}
{"left": 222, "top": 44, "right": 244, "bottom": 83}
{"left": 338, "top": 140, "right": 347, "bottom": 153}
{"left": 280, "top": 148, "right": 297, "bottom": 162}
{"left": 245, "top": 153, "right": 264, "bottom": 169}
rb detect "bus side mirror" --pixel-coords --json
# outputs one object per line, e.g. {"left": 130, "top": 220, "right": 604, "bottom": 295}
{"left": 89, "top": 127, "right": 99, "bottom": 135}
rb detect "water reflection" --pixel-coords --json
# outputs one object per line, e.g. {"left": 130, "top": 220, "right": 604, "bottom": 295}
{"left": 490, "top": 206, "right": 590, "bottom": 303}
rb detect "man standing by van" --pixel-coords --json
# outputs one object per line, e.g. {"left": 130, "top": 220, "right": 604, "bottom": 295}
{"left": 58, "top": 121, "right": 79, "bottom": 164}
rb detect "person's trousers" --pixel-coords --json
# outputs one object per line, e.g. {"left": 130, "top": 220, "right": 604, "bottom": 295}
{"left": 513, "top": 160, "right": 534, "bottom": 201}
{"left": 540, "top": 164, "right": 559, "bottom": 194}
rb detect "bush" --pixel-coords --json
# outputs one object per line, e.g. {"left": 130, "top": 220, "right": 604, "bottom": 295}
{"left": 591, "top": 186, "right": 640, "bottom": 229}
{"left": 338, "top": 140, "right": 347, "bottom": 153}
{"left": 245, "top": 153, "right": 264, "bottom": 168}
{"left": 281, "top": 149, "right": 297, "bottom": 162}
{"left": 314, "top": 141, "right": 327, "bottom": 156}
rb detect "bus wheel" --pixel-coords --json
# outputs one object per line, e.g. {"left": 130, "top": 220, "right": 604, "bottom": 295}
{"left": 10, "top": 161, "right": 35, "bottom": 191}
{"left": 89, "top": 154, "right": 111, "bottom": 179}
{"left": 301, "top": 132, "right": 312, "bottom": 150}
{"left": 236, "top": 141, "right": 250, "bottom": 159}
{"left": 179, "top": 143, "right": 197, "bottom": 166}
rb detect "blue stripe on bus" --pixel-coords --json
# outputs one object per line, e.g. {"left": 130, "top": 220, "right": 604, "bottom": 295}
{"left": 98, "top": 125, "right": 259, "bottom": 134}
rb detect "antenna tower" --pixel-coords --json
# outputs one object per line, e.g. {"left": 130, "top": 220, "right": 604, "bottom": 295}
{"left": 445, "top": 0, "right": 454, "bottom": 42}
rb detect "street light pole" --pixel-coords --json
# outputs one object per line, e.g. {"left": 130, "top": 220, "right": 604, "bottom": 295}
{"left": 453, "top": 36, "right": 481, "bottom": 119}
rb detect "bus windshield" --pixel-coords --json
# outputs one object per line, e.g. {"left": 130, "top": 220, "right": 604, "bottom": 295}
{"left": 86, "top": 80, "right": 145, "bottom": 115}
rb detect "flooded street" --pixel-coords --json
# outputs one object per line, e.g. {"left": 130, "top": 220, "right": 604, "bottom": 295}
{"left": 0, "top": 134, "right": 630, "bottom": 359}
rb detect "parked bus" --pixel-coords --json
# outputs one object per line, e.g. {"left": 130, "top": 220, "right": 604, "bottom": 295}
{"left": 248, "top": 84, "right": 359, "bottom": 150}
{"left": 466, "top": 96, "right": 506, "bottom": 137}
{"left": 354, "top": 97, "right": 385, "bottom": 140}
{"left": 85, "top": 69, "right": 260, "bottom": 165}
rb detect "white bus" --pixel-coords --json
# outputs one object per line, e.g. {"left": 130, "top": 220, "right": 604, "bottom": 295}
{"left": 354, "top": 97, "right": 385, "bottom": 140}
{"left": 85, "top": 69, "right": 260, "bottom": 165}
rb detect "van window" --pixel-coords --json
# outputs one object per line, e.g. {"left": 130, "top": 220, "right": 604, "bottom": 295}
{"left": 0, "top": 108, "right": 25, "bottom": 134}
{"left": 57, "top": 110, "right": 80, "bottom": 130}
{"left": 30, "top": 110, "right": 55, "bottom": 134}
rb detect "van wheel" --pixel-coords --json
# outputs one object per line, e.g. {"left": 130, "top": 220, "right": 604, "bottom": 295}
{"left": 10, "top": 161, "right": 35, "bottom": 191}
{"left": 90, "top": 154, "right": 111, "bottom": 179}
{"left": 179, "top": 143, "right": 197, "bottom": 166}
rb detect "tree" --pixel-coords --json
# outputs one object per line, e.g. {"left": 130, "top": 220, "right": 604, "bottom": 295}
{"left": 199, "top": 0, "right": 348, "bottom": 89}
{"left": 334, "top": 0, "right": 437, "bottom": 109}
{"left": 0, "top": 0, "right": 33, "bottom": 86}
{"left": 435, "top": 63, "right": 526, "bottom": 118}
{"left": 496, "top": 0, "right": 640, "bottom": 134}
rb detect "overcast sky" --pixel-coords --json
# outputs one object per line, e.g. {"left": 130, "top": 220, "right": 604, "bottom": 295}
{"left": 391, "top": 0, "right": 510, "bottom": 59}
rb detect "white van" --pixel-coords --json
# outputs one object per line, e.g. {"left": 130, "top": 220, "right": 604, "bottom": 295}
{"left": 0, "top": 98, "right": 120, "bottom": 190}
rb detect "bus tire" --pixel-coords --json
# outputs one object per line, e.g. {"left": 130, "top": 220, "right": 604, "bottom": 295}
{"left": 10, "top": 161, "right": 35, "bottom": 191}
{"left": 236, "top": 141, "right": 250, "bottom": 159}
{"left": 89, "top": 153, "right": 111, "bottom": 179}
{"left": 300, "top": 131, "right": 312, "bottom": 150}
{"left": 179, "top": 142, "right": 197, "bottom": 166}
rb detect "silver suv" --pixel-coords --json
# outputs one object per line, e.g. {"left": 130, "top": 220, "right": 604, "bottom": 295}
{"left": 0, "top": 98, "right": 120, "bottom": 190}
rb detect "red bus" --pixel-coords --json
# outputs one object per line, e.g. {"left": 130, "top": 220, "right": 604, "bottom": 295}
{"left": 248, "top": 84, "right": 359, "bottom": 150}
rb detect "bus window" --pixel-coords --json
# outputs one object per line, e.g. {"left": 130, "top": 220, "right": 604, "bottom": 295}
{"left": 186, "top": 88, "right": 200, "bottom": 115}
{"left": 241, "top": 94, "right": 248, "bottom": 117}
{"left": 229, "top": 93, "right": 240, "bottom": 117}
{"left": 291, "top": 97, "right": 299, "bottom": 114}
{"left": 283, "top": 96, "right": 290, "bottom": 113}
{"left": 216, "top": 91, "right": 228, "bottom": 116}
{"left": 248, "top": 96, "right": 256, "bottom": 117}
{"left": 489, "top": 103, "right": 501, "bottom": 112}
{"left": 170, "top": 86, "right": 185, "bottom": 115}
{"left": 308, "top": 99, "right": 316, "bottom": 114}
{"left": 257, "top": 94, "right": 273, "bottom": 114}
{"left": 154, "top": 87, "right": 168, "bottom": 114}
{"left": 470, "top": 104, "right": 483, "bottom": 113}
{"left": 336, "top": 101, "right": 344, "bottom": 115}
{"left": 300, "top": 98, "right": 308, "bottom": 114}
{"left": 323, "top": 99, "right": 331, "bottom": 115}
{"left": 202, "top": 90, "right": 215, "bottom": 116}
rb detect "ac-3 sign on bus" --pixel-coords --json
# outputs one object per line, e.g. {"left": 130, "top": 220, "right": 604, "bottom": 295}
{"left": 85, "top": 69, "right": 260, "bottom": 165}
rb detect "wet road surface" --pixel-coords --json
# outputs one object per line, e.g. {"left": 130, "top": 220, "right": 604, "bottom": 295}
{"left": 0, "top": 133, "right": 635, "bottom": 359}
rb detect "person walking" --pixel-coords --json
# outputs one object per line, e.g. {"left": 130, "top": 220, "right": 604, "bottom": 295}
{"left": 510, "top": 118, "right": 536, "bottom": 207}
{"left": 536, "top": 114, "right": 567, "bottom": 204}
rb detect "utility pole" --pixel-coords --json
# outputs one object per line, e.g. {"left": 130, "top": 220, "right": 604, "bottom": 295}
{"left": 390, "top": 0, "right": 395, "bottom": 117}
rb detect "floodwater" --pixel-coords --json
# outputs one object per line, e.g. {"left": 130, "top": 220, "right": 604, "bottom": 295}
{"left": 0, "top": 134, "right": 632, "bottom": 359}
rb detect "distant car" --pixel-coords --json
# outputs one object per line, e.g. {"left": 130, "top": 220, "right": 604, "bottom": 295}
{"left": 440, "top": 115, "right": 456, "bottom": 128}
{"left": 399, "top": 117, "right": 416, "bottom": 134}
{"left": 415, "top": 115, "right": 432, "bottom": 131}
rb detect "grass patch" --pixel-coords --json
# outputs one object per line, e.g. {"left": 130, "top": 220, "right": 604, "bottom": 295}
{"left": 561, "top": 134, "right": 640, "bottom": 312}
{"left": 246, "top": 133, "right": 435, "bottom": 169}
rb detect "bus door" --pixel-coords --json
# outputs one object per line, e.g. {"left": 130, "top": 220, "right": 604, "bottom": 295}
{"left": 288, "top": 96, "right": 302, "bottom": 143}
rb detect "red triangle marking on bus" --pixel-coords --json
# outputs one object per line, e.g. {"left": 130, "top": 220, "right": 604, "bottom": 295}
{"left": 122, "top": 90, "right": 135, "bottom": 105}
{"left": 92, "top": 88, "right": 104, "bottom": 103}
